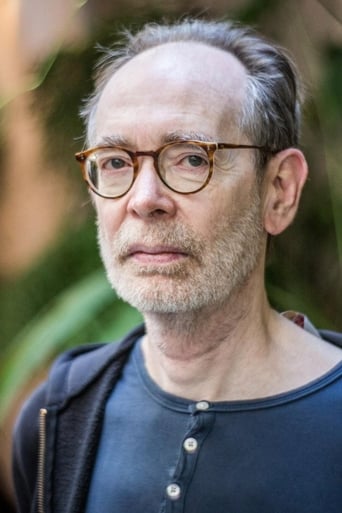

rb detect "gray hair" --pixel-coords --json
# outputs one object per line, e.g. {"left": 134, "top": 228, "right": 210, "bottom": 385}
{"left": 81, "top": 19, "right": 304, "bottom": 168}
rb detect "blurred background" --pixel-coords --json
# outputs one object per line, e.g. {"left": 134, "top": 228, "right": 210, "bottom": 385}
{"left": 0, "top": 0, "right": 341, "bottom": 510}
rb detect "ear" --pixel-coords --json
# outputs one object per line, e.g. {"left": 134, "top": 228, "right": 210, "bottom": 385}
{"left": 262, "top": 149, "right": 308, "bottom": 236}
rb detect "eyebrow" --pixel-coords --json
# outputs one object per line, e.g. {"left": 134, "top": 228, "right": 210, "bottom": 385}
{"left": 95, "top": 135, "right": 131, "bottom": 147}
{"left": 95, "top": 131, "right": 216, "bottom": 148}
{"left": 162, "top": 131, "right": 216, "bottom": 144}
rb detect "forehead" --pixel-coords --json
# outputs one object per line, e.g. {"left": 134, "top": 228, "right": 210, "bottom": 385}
{"left": 94, "top": 41, "right": 247, "bottom": 144}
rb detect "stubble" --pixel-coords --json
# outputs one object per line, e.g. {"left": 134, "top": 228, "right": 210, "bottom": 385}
{"left": 97, "top": 187, "right": 265, "bottom": 315}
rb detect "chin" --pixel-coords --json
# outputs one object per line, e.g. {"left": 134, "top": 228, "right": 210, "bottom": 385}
{"left": 106, "top": 268, "right": 241, "bottom": 315}
{"left": 107, "top": 272, "right": 192, "bottom": 313}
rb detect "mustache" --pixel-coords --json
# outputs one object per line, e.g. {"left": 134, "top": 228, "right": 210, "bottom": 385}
{"left": 99, "top": 220, "right": 204, "bottom": 260}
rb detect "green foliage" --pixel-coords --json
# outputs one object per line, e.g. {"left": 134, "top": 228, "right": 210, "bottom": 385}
{"left": 0, "top": 220, "right": 100, "bottom": 349}
{"left": 317, "top": 44, "right": 342, "bottom": 264}
{"left": 0, "top": 268, "right": 142, "bottom": 419}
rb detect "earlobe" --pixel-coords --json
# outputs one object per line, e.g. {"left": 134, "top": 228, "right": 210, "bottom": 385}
{"left": 263, "top": 149, "right": 308, "bottom": 236}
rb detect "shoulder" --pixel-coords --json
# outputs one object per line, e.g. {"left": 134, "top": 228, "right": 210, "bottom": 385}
{"left": 39, "top": 323, "right": 145, "bottom": 408}
{"left": 12, "top": 324, "right": 145, "bottom": 510}
{"left": 12, "top": 324, "right": 145, "bottom": 473}
{"left": 265, "top": 312, "right": 342, "bottom": 395}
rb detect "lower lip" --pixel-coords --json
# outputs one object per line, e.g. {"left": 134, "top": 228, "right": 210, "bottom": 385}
{"left": 130, "top": 251, "right": 187, "bottom": 264}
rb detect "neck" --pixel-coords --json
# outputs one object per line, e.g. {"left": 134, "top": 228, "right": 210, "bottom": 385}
{"left": 141, "top": 279, "right": 274, "bottom": 401}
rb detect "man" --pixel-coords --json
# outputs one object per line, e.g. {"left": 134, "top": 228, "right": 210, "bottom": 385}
{"left": 13, "top": 18, "right": 342, "bottom": 513}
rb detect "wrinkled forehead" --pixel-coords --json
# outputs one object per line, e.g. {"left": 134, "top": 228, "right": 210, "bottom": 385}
{"left": 94, "top": 41, "right": 248, "bottom": 142}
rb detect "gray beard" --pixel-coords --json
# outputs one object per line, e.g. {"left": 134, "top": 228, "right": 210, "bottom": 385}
{"left": 98, "top": 189, "right": 264, "bottom": 315}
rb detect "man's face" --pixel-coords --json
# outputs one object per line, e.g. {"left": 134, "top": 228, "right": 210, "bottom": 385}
{"left": 93, "top": 42, "right": 266, "bottom": 314}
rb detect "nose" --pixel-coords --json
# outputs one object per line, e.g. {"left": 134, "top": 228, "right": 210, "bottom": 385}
{"left": 126, "top": 156, "right": 177, "bottom": 219}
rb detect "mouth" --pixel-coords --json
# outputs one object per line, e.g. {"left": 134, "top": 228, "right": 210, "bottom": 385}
{"left": 125, "top": 244, "right": 189, "bottom": 265}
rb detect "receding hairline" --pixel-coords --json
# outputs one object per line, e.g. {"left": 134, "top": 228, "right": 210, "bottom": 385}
{"left": 92, "top": 39, "right": 249, "bottom": 146}
{"left": 82, "top": 18, "right": 303, "bottom": 165}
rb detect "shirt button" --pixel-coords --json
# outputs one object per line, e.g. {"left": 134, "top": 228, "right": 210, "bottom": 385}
{"left": 195, "top": 400, "right": 210, "bottom": 411}
{"left": 166, "top": 483, "right": 181, "bottom": 500}
{"left": 183, "top": 437, "right": 198, "bottom": 453}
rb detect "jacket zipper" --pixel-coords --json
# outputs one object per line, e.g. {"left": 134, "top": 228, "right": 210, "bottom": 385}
{"left": 38, "top": 408, "right": 47, "bottom": 513}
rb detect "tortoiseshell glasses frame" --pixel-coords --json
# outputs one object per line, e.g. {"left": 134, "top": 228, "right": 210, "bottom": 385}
{"left": 75, "top": 140, "right": 276, "bottom": 199}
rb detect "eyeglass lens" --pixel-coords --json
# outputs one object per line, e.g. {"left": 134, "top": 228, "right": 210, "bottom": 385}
{"left": 85, "top": 142, "right": 212, "bottom": 197}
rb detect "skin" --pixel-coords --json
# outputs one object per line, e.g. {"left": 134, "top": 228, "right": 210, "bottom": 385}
{"left": 93, "top": 41, "right": 342, "bottom": 402}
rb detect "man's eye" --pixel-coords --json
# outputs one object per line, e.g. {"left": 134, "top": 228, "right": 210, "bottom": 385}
{"left": 185, "top": 155, "right": 206, "bottom": 167}
{"left": 107, "top": 158, "right": 126, "bottom": 169}
{"left": 100, "top": 156, "right": 131, "bottom": 171}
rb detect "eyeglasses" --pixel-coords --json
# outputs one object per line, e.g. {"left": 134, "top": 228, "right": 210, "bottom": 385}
{"left": 75, "top": 140, "right": 276, "bottom": 199}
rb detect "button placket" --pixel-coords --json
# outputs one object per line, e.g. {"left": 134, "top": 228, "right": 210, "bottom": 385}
{"left": 164, "top": 402, "right": 215, "bottom": 511}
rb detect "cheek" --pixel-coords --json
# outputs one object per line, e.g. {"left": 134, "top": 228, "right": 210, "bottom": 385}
{"left": 95, "top": 200, "right": 125, "bottom": 239}
{"left": 201, "top": 185, "right": 242, "bottom": 226}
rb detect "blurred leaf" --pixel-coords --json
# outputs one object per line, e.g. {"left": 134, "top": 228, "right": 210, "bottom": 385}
{"left": 0, "top": 52, "right": 59, "bottom": 110}
{"left": 0, "top": 269, "right": 141, "bottom": 420}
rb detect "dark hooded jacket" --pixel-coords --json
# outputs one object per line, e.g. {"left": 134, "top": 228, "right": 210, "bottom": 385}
{"left": 12, "top": 324, "right": 342, "bottom": 513}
